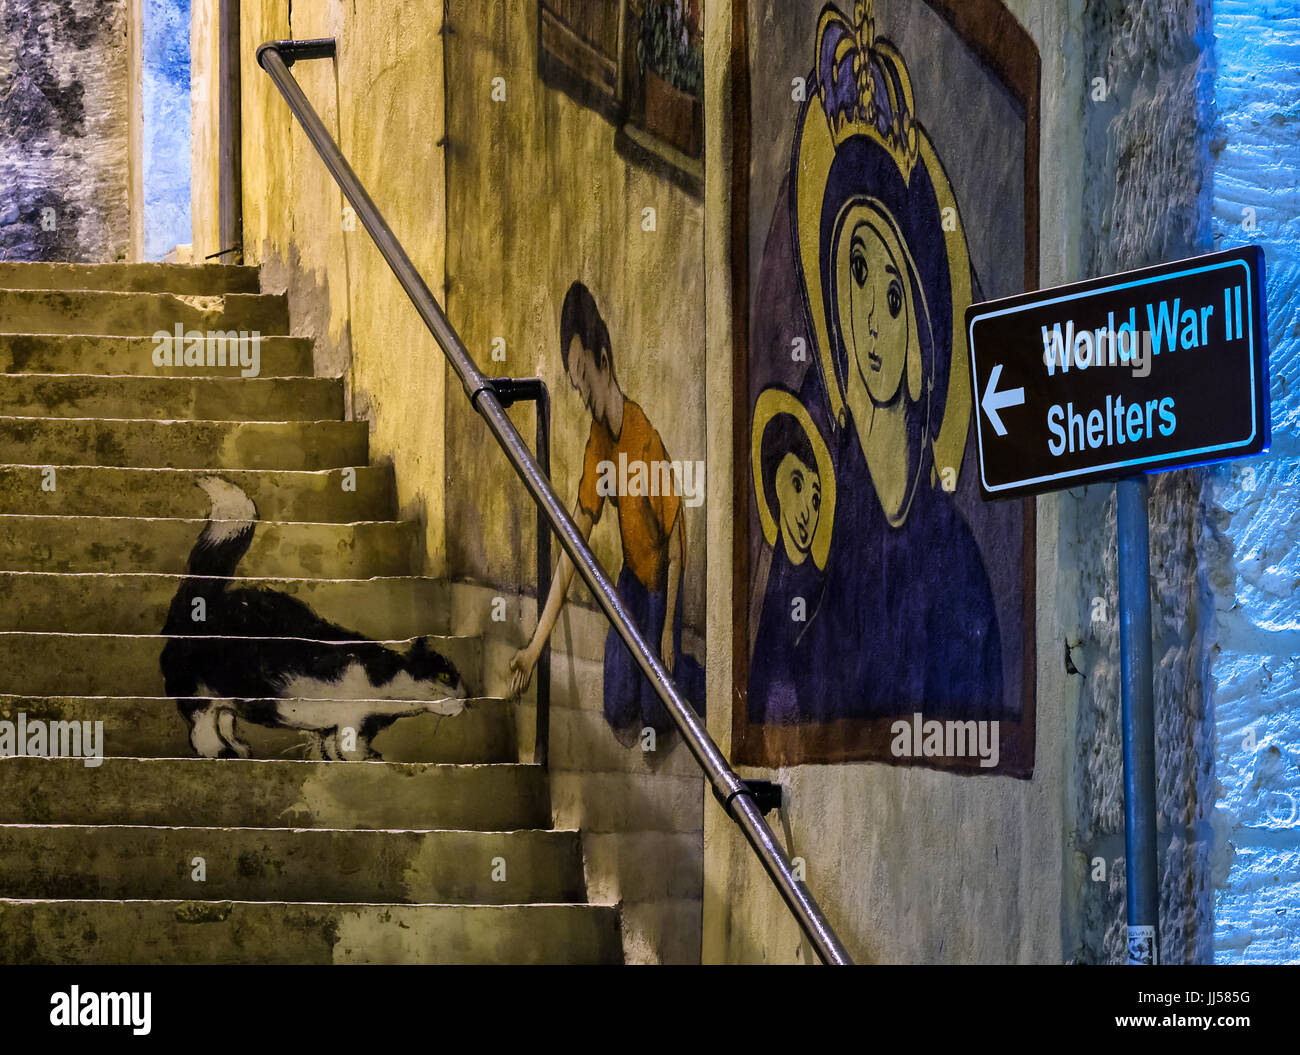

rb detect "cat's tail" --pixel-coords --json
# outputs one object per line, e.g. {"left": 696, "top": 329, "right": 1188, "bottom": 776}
{"left": 186, "top": 475, "right": 259, "bottom": 579}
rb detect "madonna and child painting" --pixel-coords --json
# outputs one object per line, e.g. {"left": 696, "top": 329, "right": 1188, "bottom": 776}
{"left": 737, "top": 0, "right": 1040, "bottom": 774}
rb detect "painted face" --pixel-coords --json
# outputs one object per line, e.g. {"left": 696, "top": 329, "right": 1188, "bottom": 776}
{"left": 567, "top": 335, "right": 604, "bottom": 421}
{"left": 841, "top": 216, "right": 913, "bottom": 407}
{"left": 775, "top": 452, "right": 821, "bottom": 557}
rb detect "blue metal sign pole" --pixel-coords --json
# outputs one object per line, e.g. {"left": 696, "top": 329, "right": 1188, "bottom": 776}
{"left": 1117, "top": 475, "right": 1159, "bottom": 965}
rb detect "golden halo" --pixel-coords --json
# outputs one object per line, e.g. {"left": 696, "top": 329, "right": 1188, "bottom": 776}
{"left": 792, "top": 22, "right": 975, "bottom": 490}
{"left": 751, "top": 387, "right": 836, "bottom": 571}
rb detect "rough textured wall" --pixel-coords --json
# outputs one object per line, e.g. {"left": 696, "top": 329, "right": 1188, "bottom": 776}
{"left": 0, "top": 0, "right": 131, "bottom": 261}
{"left": 234, "top": 0, "right": 448, "bottom": 571}
{"left": 143, "top": 0, "right": 191, "bottom": 258}
{"left": 702, "top": 0, "right": 1083, "bottom": 965}
{"left": 1206, "top": 0, "right": 1300, "bottom": 964}
{"left": 443, "top": 0, "right": 708, "bottom": 964}
{"left": 188, "top": 0, "right": 218, "bottom": 260}
{"left": 1067, "top": 0, "right": 1216, "bottom": 964}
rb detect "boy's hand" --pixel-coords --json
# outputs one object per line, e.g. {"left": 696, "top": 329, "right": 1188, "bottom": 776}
{"left": 660, "top": 624, "right": 675, "bottom": 674}
{"left": 509, "top": 645, "right": 539, "bottom": 698}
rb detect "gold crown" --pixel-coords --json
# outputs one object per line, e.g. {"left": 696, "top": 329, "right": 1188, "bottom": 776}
{"left": 816, "top": 0, "right": 920, "bottom": 178}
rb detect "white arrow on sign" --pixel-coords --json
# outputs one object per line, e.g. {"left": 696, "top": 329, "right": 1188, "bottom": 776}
{"left": 980, "top": 363, "right": 1025, "bottom": 437}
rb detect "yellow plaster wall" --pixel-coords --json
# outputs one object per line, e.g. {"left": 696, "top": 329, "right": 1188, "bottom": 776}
{"left": 206, "top": 0, "right": 449, "bottom": 570}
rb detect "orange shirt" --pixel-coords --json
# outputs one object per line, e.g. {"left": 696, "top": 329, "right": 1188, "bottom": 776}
{"left": 578, "top": 400, "right": 683, "bottom": 591}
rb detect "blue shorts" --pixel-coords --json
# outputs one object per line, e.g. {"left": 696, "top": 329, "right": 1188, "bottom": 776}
{"left": 603, "top": 565, "right": 706, "bottom": 736}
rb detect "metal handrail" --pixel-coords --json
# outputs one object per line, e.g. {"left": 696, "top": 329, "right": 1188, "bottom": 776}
{"left": 256, "top": 36, "right": 852, "bottom": 966}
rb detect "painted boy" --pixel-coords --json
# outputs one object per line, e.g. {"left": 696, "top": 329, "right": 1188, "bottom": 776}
{"left": 509, "top": 281, "right": 703, "bottom": 744}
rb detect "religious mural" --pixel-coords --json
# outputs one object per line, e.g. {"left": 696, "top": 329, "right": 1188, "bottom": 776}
{"left": 735, "top": 0, "right": 1040, "bottom": 773}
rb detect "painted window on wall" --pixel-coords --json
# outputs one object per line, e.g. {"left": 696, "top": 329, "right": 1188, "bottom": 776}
{"left": 538, "top": 0, "right": 622, "bottom": 116}
{"left": 538, "top": 0, "right": 704, "bottom": 193}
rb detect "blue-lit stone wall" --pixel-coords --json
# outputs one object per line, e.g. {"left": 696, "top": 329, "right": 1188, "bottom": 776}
{"left": 0, "top": 0, "right": 131, "bottom": 261}
{"left": 143, "top": 0, "right": 190, "bottom": 259}
{"left": 1208, "top": 0, "right": 1300, "bottom": 964}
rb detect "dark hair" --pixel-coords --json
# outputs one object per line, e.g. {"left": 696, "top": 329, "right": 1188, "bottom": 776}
{"left": 560, "top": 281, "right": 614, "bottom": 378}
{"left": 760, "top": 412, "right": 818, "bottom": 522}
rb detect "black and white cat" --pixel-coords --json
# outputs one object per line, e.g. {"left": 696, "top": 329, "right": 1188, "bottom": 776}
{"left": 160, "top": 476, "right": 468, "bottom": 760}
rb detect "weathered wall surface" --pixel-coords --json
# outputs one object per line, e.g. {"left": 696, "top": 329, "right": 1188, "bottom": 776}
{"left": 1066, "top": 0, "right": 1216, "bottom": 965}
{"left": 222, "top": 0, "right": 449, "bottom": 570}
{"left": 189, "top": 0, "right": 218, "bottom": 260}
{"left": 441, "top": 0, "right": 708, "bottom": 964}
{"left": 702, "top": 0, "right": 1084, "bottom": 965}
{"left": 0, "top": 0, "right": 132, "bottom": 261}
{"left": 1206, "top": 0, "right": 1300, "bottom": 964}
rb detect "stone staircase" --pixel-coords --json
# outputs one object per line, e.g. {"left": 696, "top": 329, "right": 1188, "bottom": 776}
{"left": 0, "top": 262, "right": 621, "bottom": 963}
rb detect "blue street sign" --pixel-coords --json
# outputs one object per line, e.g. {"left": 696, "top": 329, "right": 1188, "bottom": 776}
{"left": 966, "top": 246, "right": 1269, "bottom": 500}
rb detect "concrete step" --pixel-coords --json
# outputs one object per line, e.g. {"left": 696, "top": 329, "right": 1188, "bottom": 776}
{"left": 0, "top": 516, "right": 418, "bottom": 576}
{"left": 0, "top": 825, "right": 583, "bottom": 904}
{"left": 0, "top": 334, "right": 314, "bottom": 376}
{"left": 0, "top": 290, "right": 288, "bottom": 336}
{"left": 0, "top": 756, "right": 551, "bottom": 830}
{"left": 0, "top": 633, "right": 493, "bottom": 698}
{"left": 0, "top": 465, "right": 396, "bottom": 520}
{"left": 0, "top": 899, "right": 621, "bottom": 964}
{"left": 0, "top": 573, "right": 453, "bottom": 641}
{"left": 1, "top": 694, "right": 516, "bottom": 764}
{"left": 0, "top": 375, "right": 343, "bottom": 421}
{"left": 0, "top": 417, "right": 367, "bottom": 469}
{"left": 0, "top": 262, "right": 260, "bottom": 295}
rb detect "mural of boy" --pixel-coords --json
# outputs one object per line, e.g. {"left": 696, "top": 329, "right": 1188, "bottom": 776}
{"left": 509, "top": 281, "right": 705, "bottom": 746}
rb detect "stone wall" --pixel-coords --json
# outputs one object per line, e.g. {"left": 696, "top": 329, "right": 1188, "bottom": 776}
{"left": 1206, "top": 0, "right": 1300, "bottom": 964}
{"left": 1065, "top": 0, "right": 1217, "bottom": 965}
{"left": 0, "top": 0, "right": 132, "bottom": 261}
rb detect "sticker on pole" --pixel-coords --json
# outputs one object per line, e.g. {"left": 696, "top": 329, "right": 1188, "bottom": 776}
{"left": 1127, "top": 925, "right": 1158, "bottom": 966}
{"left": 966, "top": 246, "right": 1269, "bottom": 500}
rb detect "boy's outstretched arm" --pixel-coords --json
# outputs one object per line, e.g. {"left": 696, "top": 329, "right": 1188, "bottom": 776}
{"left": 508, "top": 501, "right": 595, "bottom": 697}
{"left": 661, "top": 513, "right": 684, "bottom": 673}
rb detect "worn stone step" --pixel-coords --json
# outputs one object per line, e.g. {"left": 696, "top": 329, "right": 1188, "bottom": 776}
{"left": 0, "top": 465, "right": 396, "bottom": 520}
{"left": 0, "top": 290, "right": 288, "bottom": 336}
{"left": 0, "top": 262, "right": 260, "bottom": 295}
{"left": 0, "top": 334, "right": 315, "bottom": 376}
{"left": 0, "top": 573, "right": 454, "bottom": 641}
{"left": 0, "top": 516, "right": 418, "bottom": 576}
{"left": 0, "top": 633, "right": 489, "bottom": 698}
{"left": 0, "top": 899, "right": 621, "bottom": 964}
{"left": 0, "top": 825, "right": 583, "bottom": 904}
{"left": 0, "top": 694, "right": 516, "bottom": 764}
{"left": 0, "top": 417, "right": 367, "bottom": 469}
{"left": 0, "top": 757, "right": 551, "bottom": 830}
{"left": 0, "top": 375, "right": 343, "bottom": 421}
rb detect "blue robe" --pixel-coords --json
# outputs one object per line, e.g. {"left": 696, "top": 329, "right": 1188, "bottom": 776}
{"left": 756, "top": 422, "right": 1004, "bottom": 725}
